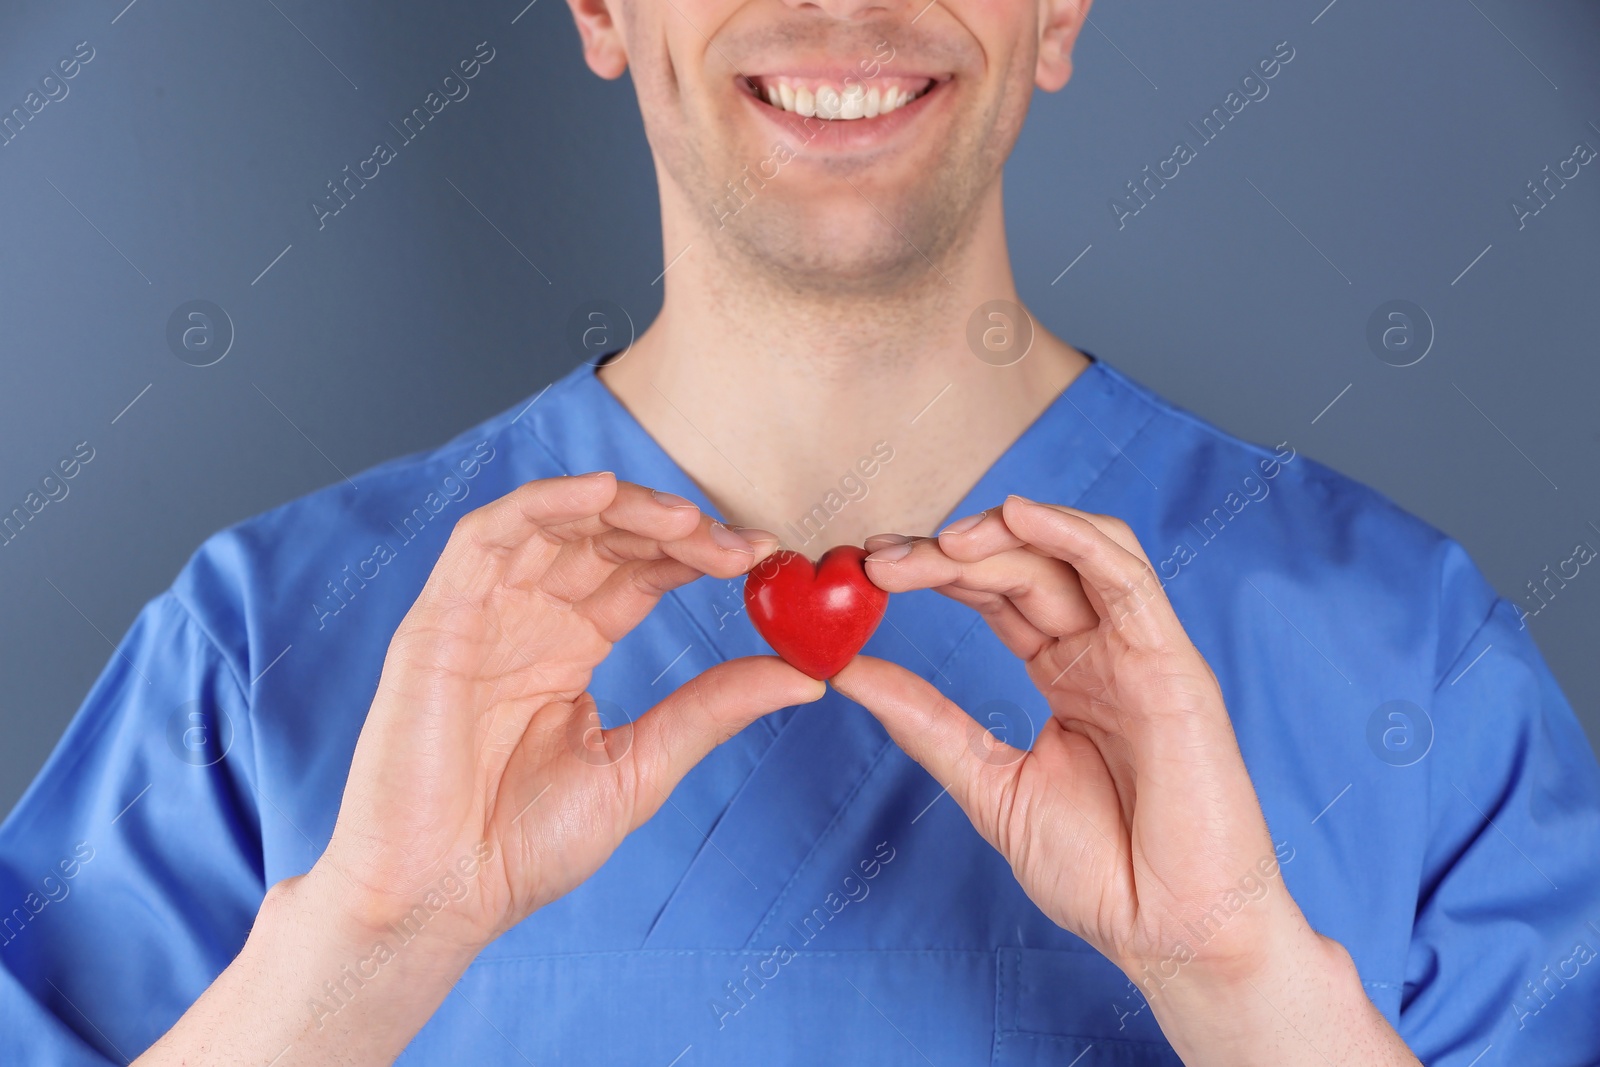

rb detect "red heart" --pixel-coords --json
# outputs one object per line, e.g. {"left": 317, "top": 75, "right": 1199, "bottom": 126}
{"left": 743, "top": 546, "right": 889, "bottom": 681}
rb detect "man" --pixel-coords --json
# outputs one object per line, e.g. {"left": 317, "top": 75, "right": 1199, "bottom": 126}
{"left": 2, "top": 0, "right": 1597, "bottom": 1061}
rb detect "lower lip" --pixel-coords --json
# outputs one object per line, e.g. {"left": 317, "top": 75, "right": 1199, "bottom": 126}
{"left": 740, "top": 79, "right": 950, "bottom": 154}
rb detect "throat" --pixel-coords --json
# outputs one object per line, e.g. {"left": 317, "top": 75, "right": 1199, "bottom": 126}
{"left": 597, "top": 328, "right": 1090, "bottom": 554}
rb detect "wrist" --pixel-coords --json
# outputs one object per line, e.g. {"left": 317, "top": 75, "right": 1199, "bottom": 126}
{"left": 136, "top": 866, "right": 484, "bottom": 1065}
{"left": 253, "top": 865, "right": 480, "bottom": 1057}
{"left": 287, "top": 857, "right": 487, "bottom": 979}
{"left": 1132, "top": 902, "right": 1414, "bottom": 1067}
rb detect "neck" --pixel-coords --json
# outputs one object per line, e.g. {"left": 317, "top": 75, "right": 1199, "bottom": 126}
{"left": 598, "top": 181, "right": 1088, "bottom": 552}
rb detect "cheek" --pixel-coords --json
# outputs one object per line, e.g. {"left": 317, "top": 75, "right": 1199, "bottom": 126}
{"left": 946, "top": 16, "right": 1040, "bottom": 150}
{"left": 629, "top": 30, "right": 723, "bottom": 160}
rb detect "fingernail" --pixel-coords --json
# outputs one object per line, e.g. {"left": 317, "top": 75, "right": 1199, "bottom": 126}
{"left": 865, "top": 541, "right": 913, "bottom": 563}
{"left": 728, "top": 524, "right": 779, "bottom": 544}
{"left": 652, "top": 489, "right": 697, "bottom": 510}
{"left": 710, "top": 521, "right": 755, "bottom": 553}
{"left": 939, "top": 511, "right": 987, "bottom": 536}
{"left": 585, "top": 470, "right": 615, "bottom": 479}
{"left": 1005, "top": 494, "right": 1033, "bottom": 504}
{"left": 864, "top": 533, "right": 916, "bottom": 548}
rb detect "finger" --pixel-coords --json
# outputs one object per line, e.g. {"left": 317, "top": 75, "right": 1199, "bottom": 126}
{"left": 537, "top": 514, "right": 772, "bottom": 605}
{"left": 572, "top": 529, "right": 775, "bottom": 643}
{"left": 460, "top": 474, "right": 762, "bottom": 562}
{"left": 829, "top": 655, "right": 1012, "bottom": 827}
{"left": 864, "top": 534, "right": 1097, "bottom": 659}
{"left": 462, "top": 471, "right": 624, "bottom": 551}
{"left": 552, "top": 483, "right": 775, "bottom": 578}
{"left": 431, "top": 473, "right": 701, "bottom": 602}
{"left": 992, "top": 502, "right": 1158, "bottom": 566}
{"left": 425, "top": 472, "right": 624, "bottom": 600}
{"left": 572, "top": 557, "right": 707, "bottom": 643}
{"left": 569, "top": 523, "right": 788, "bottom": 643}
{"left": 577, "top": 522, "right": 781, "bottom": 574}
{"left": 865, "top": 537, "right": 1050, "bottom": 656}
{"left": 478, "top": 505, "right": 771, "bottom": 682}
{"left": 543, "top": 479, "right": 704, "bottom": 545}
{"left": 998, "top": 496, "right": 1177, "bottom": 649}
{"left": 652, "top": 517, "right": 773, "bottom": 579}
{"left": 862, "top": 533, "right": 923, "bottom": 553}
{"left": 936, "top": 507, "right": 1032, "bottom": 560}
{"left": 937, "top": 502, "right": 1156, "bottom": 571}
{"left": 726, "top": 525, "right": 782, "bottom": 555}
{"left": 625, "top": 658, "right": 827, "bottom": 823}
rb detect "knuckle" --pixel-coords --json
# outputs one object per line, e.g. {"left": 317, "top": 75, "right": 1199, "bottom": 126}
{"left": 971, "top": 592, "right": 1013, "bottom": 618}
{"left": 1111, "top": 557, "right": 1158, "bottom": 597}
{"left": 1130, "top": 561, "right": 1163, "bottom": 597}
{"left": 1078, "top": 507, "right": 1127, "bottom": 533}
{"left": 1076, "top": 533, "right": 1113, "bottom": 568}
{"left": 452, "top": 506, "right": 491, "bottom": 544}
{"left": 626, "top": 562, "right": 667, "bottom": 597}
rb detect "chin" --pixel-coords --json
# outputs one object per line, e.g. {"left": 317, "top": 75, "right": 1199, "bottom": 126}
{"left": 717, "top": 189, "right": 961, "bottom": 294}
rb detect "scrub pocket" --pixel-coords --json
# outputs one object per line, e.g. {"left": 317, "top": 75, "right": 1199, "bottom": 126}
{"left": 993, "top": 947, "right": 1183, "bottom": 1066}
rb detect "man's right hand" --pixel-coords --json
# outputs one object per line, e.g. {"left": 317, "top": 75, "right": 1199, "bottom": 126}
{"left": 323, "top": 470, "right": 824, "bottom": 952}
{"left": 137, "top": 471, "right": 822, "bottom": 1066}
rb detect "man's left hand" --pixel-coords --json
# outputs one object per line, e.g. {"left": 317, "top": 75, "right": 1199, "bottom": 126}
{"left": 833, "top": 495, "right": 1417, "bottom": 1066}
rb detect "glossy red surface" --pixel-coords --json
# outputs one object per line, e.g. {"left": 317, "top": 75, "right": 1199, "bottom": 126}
{"left": 743, "top": 546, "right": 889, "bottom": 681}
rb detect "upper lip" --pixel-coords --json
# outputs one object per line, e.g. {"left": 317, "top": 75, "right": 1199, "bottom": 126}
{"left": 741, "top": 67, "right": 950, "bottom": 82}
{"left": 738, "top": 72, "right": 951, "bottom": 107}
{"left": 744, "top": 73, "right": 941, "bottom": 91}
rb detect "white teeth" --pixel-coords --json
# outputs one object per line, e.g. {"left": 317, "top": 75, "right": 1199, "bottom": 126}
{"left": 815, "top": 86, "right": 842, "bottom": 119}
{"left": 753, "top": 79, "right": 928, "bottom": 119}
{"left": 840, "top": 84, "right": 865, "bottom": 119}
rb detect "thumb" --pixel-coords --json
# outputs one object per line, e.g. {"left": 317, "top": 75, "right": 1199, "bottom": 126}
{"left": 626, "top": 656, "right": 825, "bottom": 820}
{"left": 830, "top": 655, "right": 1017, "bottom": 819}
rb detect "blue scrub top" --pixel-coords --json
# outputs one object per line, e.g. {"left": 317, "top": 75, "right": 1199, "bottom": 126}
{"left": 3, "top": 353, "right": 1598, "bottom": 1065}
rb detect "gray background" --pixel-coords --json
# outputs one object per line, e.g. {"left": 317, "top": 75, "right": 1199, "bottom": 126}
{"left": 1, "top": 0, "right": 1596, "bottom": 820}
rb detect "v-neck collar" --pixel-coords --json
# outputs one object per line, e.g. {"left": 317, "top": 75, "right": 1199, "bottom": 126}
{"left": 516, "top": 349, "right": 1155, "bottom": 677}
{"left": 555, "top": 349, "right": 1125, "bottom": 521}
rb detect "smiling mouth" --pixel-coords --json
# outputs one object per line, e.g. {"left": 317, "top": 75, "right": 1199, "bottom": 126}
{"left": 737, "top": 74, "right": 949, "bottom": 120}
